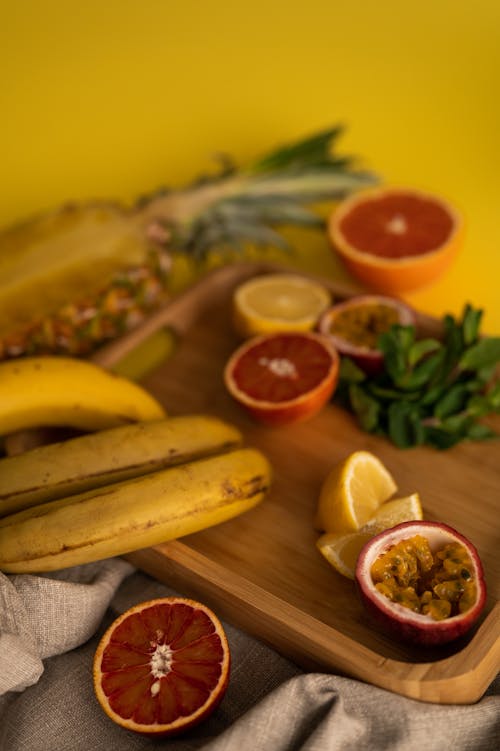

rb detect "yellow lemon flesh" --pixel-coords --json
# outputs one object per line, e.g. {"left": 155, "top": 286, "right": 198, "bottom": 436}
{"left": 232, "top": 273, "right": 331, "bottom": 338}
{"left": 316, "top": 493, "right": 423, "bottom": 579}
{"left": 314, "top": 450, "right": 398, "bottom": 533}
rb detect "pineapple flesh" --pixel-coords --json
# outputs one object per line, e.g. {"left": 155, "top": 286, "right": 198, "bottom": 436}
{"left": 0, "top": 126, "right": 377, "bottom": 360}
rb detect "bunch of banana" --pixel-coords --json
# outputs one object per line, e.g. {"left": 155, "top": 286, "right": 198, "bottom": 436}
{"left": 0, "top": 416, "right": 271, "bottom": 573}
{"left": 0, "top": 447, "right": 271, "bottom": 574}
{"left": 0, "top": 353, "right": 272, "bottom": 573}
{"left": 0, "top": 414, "right": 243, "bottom": 516}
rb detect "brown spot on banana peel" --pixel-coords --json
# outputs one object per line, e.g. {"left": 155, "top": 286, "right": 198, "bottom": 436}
{"left": 0, "top": 416, "right": 244, "bottom": 514}
{"left": 0, "top": 439, "right": 242, "bottom": 505}
{"left": 0, "top": 448, "right": 271, "bottom": 570}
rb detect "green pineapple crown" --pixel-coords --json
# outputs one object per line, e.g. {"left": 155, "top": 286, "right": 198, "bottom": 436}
{"left": 141, "top": 125, "right": 378, "bottom": 260}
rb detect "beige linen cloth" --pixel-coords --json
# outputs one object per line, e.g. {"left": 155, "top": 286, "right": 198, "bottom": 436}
{"left": 1, "top": 559, "right": 498, "bottom": 751}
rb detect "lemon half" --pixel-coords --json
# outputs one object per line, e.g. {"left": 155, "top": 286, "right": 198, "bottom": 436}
{"left": 233, "top": 273, "right": 331, "bottom": 338}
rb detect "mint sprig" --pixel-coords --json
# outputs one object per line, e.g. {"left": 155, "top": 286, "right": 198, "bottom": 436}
{"left": 337, "top": 304, "right": 500, "bottom": 449}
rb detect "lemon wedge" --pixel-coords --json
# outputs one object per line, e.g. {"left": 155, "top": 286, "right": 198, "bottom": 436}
{"left": 314, "top": 450, "right": 397, "bottom": 533}
{"left": 316, "top": 492, "right": 423, "bottom": 579}
{"left": 232, "top": 273, "right": 331, "bottom": 338}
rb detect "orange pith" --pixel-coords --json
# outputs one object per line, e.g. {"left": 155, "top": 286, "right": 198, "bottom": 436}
{"left": 93, "top": 597, "right": 230, "bottom": 737}
{"left": 328, "top": 186, "right": 464, "bottom": 293}
{"left": 224, "top": 331, "right": 339, "bottom": 425}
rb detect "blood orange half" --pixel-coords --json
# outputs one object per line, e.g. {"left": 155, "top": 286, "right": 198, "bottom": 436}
{"left": 93, "top": 597, "right": 230, "bottom": 737}
{"left": 328, "top": 186, "right": 464, "bottom": 293}
{"left": 224, "top": 331, "right": 340, "bottom": 426}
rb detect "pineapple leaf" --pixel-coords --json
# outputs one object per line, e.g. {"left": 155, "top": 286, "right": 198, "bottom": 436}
{"left": 249, "top": 125, "right": 347, "bottom": 173}
{"left": 147, "top": 124, "right": 378, "bottom": 259}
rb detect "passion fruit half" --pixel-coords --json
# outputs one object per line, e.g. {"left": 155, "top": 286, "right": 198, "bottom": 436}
{"left": 318, "top": 295, "right": 415, "bottom": 375}
{"left": 355, "top": 521, "right": 487, "bottom": 646}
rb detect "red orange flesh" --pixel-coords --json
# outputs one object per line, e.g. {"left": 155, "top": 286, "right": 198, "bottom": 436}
{"left": 224, "top": 331, "right": 340, "bottom": 426}
{"left": 93, "top": 597, "right": 230, "bottom": 736}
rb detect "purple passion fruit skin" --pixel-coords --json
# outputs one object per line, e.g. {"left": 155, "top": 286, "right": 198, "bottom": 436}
{"left": 355, "top": 521, "right": 487, "bottom": 647}
{"left": 318, "top": 295, "right": 415, "bottom": 376}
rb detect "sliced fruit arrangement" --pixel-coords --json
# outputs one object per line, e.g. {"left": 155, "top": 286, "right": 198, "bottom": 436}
{"left": 223, "top": 331, "right": 340, "bottom": 426}
{"left": 318, "top": 294, "right": 415, "bottom": 375}
{"left": 314, "top": 451, "right": 423, "bottom": 579}
{"left": 0, "top": 126, "right": 376, "bottom": 361}
{"left": 327, "top": 185, "right": 464, "bottom": 293}
{"left": 355, "top": 521, "right": 487, "bottom": 645}
{"left": 93, "top": 597, "right": 230, "bottom": 736}
{"left": 0, "top": 355, "right": 166, "bottom": 435}
{"left": 232, "top": 273, "right": 331, "bottom": 338}
{"left": 0, "top": 415, "right": 243, "bottom": 516}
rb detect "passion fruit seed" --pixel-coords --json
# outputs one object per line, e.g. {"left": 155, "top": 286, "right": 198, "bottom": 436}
{"left": 327, "top": 302, "right": 401, "bottom": 350}
{"left": 371, "top": 535, "right": 477, "bottom": 621}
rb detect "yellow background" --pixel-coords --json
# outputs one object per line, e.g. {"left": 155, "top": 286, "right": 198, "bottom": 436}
{"left": 1, "top": 1, "right": 499, "bottom": 332}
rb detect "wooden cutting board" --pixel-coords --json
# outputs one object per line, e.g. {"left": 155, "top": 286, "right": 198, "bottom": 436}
{"left": 93, "top": 261, "right": 500, "bottom": 705}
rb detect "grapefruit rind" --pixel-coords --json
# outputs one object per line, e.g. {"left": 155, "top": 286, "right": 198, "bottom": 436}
{"left": 328, "top": 186, "right": 464, "bottom": 293}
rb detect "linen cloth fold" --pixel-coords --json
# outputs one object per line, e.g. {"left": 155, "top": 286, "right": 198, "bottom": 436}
{"left": 0, "top": 558, "right": 134, "bottom": 693}
{"left": 1, "top": 560, "right": 498, "bottom": 751}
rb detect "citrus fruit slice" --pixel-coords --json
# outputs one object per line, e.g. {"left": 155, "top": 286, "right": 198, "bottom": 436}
{"left": 314, "top": 450, "right": 397, "bottom": 532}
{"left": 93, "top": 597, "right": 230, "bottom": 737}
{"left": 328, "top": 186, "right": 463, "bottom": 293}
{"left": 318, "top": 294, "right": 415, "bottom": 375}
{"left": 317, "top": 530, "right": 374, "bottom": 579}
{"left": 232, "top": 273, "right": 331, "bottom": 337}
{"left": 316, "top": 493, "right": 423, "bottom": 579}
{"left": 223, "top": 331, "right": 340, "bottom": 426}
{"left": 362, "top": 492, "right": 423, "bottom": 533}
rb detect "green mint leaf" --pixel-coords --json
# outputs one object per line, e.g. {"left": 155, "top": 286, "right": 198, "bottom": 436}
{"left": 339, "top": 357, "right": 366, "bottom": 383}
{"left": 487, "top": 381, "right": 500, "bottom": 409}
{"left": 387, "top": 401, "right": 425, "bottom": 448}
{"left": 420, "top": 384, "right": 447, "bottom": 407}
{"left": 396, "top": 350, "right": 445, "bottom": 391}
{"left": 434, "top": 383, "right": 469, "bottom": 419}
{"left": 348, "top": 383, "right": 380, "bottom": 432}
{"left": 466, "top": 393, "right": 494, "bottom": 418}
{"left": 466, "top": 422, "right": 497, "bottom": 440}
{"left": 425, "top": 426, "right": 463, "bottom": 450}
{"left": 368, "top": 384, "right": 422, "bottom": 402}
{"left": 408, "top": 338, "right": 441, "bottom": 367}
{"left": 461, "top": 304, "right": 483, "bottom": 346}
{"left": 459, "top": 337, "right": 500, "bottom": 372}
{"left": 440, "top": 413, "right": 473, "bottom": 435}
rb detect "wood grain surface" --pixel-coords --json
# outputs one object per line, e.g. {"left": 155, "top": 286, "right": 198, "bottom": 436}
{"left": 94, "top": 261, "right": 500, "bottom": 704}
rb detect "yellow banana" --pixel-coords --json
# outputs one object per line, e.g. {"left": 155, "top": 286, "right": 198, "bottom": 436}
{"left": 0, "top": 415, "right": 243, "bottom": 516}
{"left": 0, "top": 447, "right": 271, "bottom": 573}
{"left": 0, "top": 355, "right": 166, "bottom": 435}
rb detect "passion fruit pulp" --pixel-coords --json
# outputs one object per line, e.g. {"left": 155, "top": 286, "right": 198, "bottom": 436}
{"left": 355, "top": 521, "right": 487, "bottom": 646}
{"left": 318, "top": 295, "right": 415, "bottom": 375}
